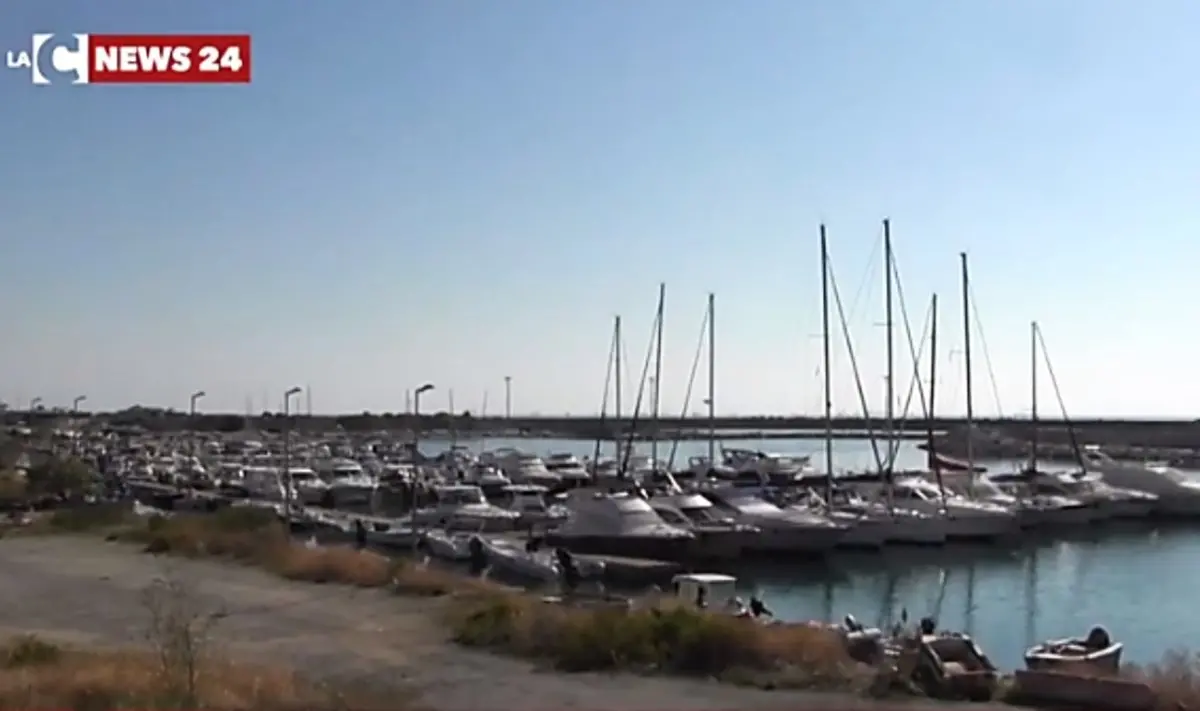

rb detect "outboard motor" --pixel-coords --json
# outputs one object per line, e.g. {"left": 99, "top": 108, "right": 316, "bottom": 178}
{"left": 467, "top": 536, "right": 488, "bottom": 575}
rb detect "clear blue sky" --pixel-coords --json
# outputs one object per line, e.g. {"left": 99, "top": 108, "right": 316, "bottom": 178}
{"left": 2, "top": 0, "right": 1198, "bottom": 418}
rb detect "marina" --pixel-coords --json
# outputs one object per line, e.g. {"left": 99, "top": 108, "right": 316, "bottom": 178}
{"left": 17, "top": 419, "right": 1200, "bottom": 676}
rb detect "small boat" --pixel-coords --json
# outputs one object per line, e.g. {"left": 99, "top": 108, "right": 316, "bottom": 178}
{"left": 926, "top": 449, "right": 987, "bottom": 474}
{"left": 903, "top": 619, "right": 998, "bottom": 701}
{"left": 1025, "top": 626, "right": 1122, "bottom": 674}
{"left": 418, "top": 529, "right": 474, "bottom": 562}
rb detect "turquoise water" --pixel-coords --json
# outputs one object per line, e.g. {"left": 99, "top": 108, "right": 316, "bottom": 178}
{"left": 431, "top": 435, "right": 1198, "bottom": 669}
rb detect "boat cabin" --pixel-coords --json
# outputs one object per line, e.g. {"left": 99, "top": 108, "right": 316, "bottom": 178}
{"left": 672, "top": 573, "right": 737, "bottom": 610}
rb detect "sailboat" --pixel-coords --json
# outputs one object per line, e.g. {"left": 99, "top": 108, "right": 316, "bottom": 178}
{"left": 811, "top": 222, "right": 945, "bottom": 546}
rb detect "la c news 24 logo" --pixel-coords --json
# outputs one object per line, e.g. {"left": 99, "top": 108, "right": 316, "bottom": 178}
{"left": 6, "top": 34, "right": 89, "bottom": 84}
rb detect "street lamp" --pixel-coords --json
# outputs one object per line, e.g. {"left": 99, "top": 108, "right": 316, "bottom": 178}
{"left": 412, "top": 382, "right": 435, "bottom": 454}
{"left": 189, "top": 390, "right": 206, "bottom": 463}
{"left": 282, "top": 386, "right": 303, "bottom": 514}
{"left": 504, "top": 376, "right": 512, "bottom": 420}
{"left": 72, "top": 395, "right": 87, "bottom": 413}
{"left": 29, "top": 397, "right": 42, "bottom": 412}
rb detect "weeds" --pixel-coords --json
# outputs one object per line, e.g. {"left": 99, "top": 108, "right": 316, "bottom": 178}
{"left": 445, "top": 593, "right": 858, "bottom": 688}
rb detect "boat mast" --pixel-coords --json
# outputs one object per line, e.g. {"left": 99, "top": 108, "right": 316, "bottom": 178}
{"left": 820, "top": 225, "right": 834, "bottom": 509}
{"left": 707, "top": 292, "right": 716, "bottom": 469}
{"left": 929, "top": 294, "right": 947, "bottom": 508}
{"left": 960, "top": 252, "right": 976, "bottom": 489}
{"left": 614, "top": 315, "right": 622, "bottom": 460}
{"left": 883, "top": 219, "right": 895, "bottom": 511}
{"left": 1029, "top": 320, "right": 1038, "bottom": 474}
{"left": 650, "top": 282, "right": 665, "bottom": 471}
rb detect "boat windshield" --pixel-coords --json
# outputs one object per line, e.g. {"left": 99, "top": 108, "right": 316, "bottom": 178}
{"left": 440, "top": 488, "right": 486, "bottom": 505}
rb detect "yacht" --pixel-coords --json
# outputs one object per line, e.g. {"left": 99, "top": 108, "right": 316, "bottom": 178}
{"left": 887, "top": 477, "right": 1019, "bottom": 541}
{"left": 648, "top": 491, "right": 760, "bottom": 559}
{"left": 495, "top": 483, "right": 570, "bottom": 526}
{"left": 498, "top": 451, "right": 562, "bottom": 488}
{"left": 820, "top": 487, "right": 946, "bottom": 545}
{"left": 411, "top": 484, "right": 521, "bottom": 532}
{"left": 287, "top": 467, "right": 330, "bottom": 505}
{"left": 546, "top": 491, "right": 696, "bottom": 561}
{"left": 461, "top": 463, "right": 511, "bottom": 495}
{"left": 723, "top": 449, "right": 813, "bottom": 486}
{"left": 323, "top": 459, "right": 377, "bottom": 506}
{"left": 990, "top": 468, "right": 1156, "bottom": 521}
{"left": 1078, "top": 447, "right": 1199, "bottom": 516}
{"left": 939, "top": 473, "right": 1095, "bottom": 528}
{"left": 543, "top": 453, "right": 593, "bottom": 488}
{"left": 700, "top": 487, "right": 846, "bottom": 555}
{"left": 241, "top": 466, "right": 299, "bottom": 503}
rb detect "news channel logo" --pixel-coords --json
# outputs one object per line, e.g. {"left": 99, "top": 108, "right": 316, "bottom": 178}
{"left": 5, "top": 33, "right": 90, "bottom": 85}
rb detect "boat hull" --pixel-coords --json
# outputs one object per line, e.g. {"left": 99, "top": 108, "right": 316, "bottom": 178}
{"left": 542, "top": 532, "right": 696, "bottom": 562}
{"left": 743, "top": 525, "right": 844, "bottom": 555}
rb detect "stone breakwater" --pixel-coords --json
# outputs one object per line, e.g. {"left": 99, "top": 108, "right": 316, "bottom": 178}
{"left": 931, "top": 424, "right": 1200, "bottom": 464}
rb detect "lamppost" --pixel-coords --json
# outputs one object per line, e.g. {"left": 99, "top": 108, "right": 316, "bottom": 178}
{"left": 189, "top": 390, "right": 206, "bottom": 464}
{"left": 504, "top": 376, "right": 512, "bottom": 420}
{"left": 282, "top": 386, "right": 303, "bottom": 514}
{"left": 72, "top": 395, "right": 86, "bottom": 413}
{"left": 412, "top": 383, "right": 435, "bottom": 456}
{"left": 411, "top": 382, "right": 434, "bottom": 550}
{"left": 29, "top": 397, "right": 42, "bottom": 413}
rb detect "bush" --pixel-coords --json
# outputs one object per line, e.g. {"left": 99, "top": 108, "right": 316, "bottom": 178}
{"left": 46, "top": 503, "right": 135, "bottom": 532}
{"left": 0, "top": 634, "right": 400, "bottom": 710}
{"left": 1124, "top": 649, "right": 1200, "bottom": 711}
{"left": 446, "top": 593, "right": 856, "bottom": 687}
{"left": 122, "top": 509, "right": 500, "bottom": 597}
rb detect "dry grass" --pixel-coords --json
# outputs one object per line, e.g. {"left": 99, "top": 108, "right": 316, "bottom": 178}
{"left": 0, "top": 634, "right": 400, "bottom": 710}
{"left": 445, "top": 592, "right": 860, "bottom": 689}
{"left": 1123, "top": 649, "right": 1200, "bottom": 711}
{"left": 120, "top": 507, "right": 501, "bottom": 597}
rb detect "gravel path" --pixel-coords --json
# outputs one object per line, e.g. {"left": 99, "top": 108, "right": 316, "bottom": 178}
{"left": 0, "top": 536, "right": 998, "bottom": 711}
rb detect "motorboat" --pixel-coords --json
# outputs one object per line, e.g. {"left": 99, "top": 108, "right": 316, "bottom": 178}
{"left": 820, "top": 486, "right": 946, "bottom": 545}
{"left": 546, "top": 491, "right": 696, "bottom": 561}
{"left": 543, "top": 453, "right": 592, "bottom": 488}
{"left": 682, "top": 455, "right": 737, "bottom": 480}
{"left": 1077, "top": 447, "right": 1197, "bottom": 515}
{"left": 991, "top": 468, "right": 1156, "bottom": 521}
{"left": 1025, "top": 626, "right": 1122, "bottom": 674}
{"left": 411, "top": 484, "right": 521, "bottom": 531}
{"left": 418, "top": 528, "right": 474, "bottom": 562}
{"left": 461, "top": 463, "right": 511, "bottom": 495}
{"left": 326, "top": 459, "right": 377, "bottom": 506}
{"left": 700, "top": 487, "right": 846, "bottom": 554}
{"left": 886, "top": 477, "right": 1019, "bottom": 541}
{"left": 495, "top": 483, "right": 570, "bottom": 527}
{"left": 647, "top": 491, "right": 760, "bottom": 559}
{"left": 500, "top": 452, "right": 563, "bottom": 488}
{"left": 475, "top": 536, "right": 559, "bottom": 584}
{"left": 286, "top": 467, "right": 331, "bottom": 505}
{"left": 722, "top": 448, "right": 813, "bottom": 486}
{"left": 939, "top": 473, "right": 1095, "bottom": 528}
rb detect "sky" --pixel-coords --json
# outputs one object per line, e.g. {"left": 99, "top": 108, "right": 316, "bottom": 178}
{"left": 1, "top": 0, "right": 1198, "bottom": 418}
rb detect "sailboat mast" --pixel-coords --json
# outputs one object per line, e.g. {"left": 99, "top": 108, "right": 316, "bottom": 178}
{"left": 449, "top": 388, "right": 456, "bottom": 448}
{"left": 929, "top": 294, "right": 947, "bottom": 507}
{"left": 883, "top": 219, "right": 895, "bottom": 509}
{"left": 614, "top": 315, "right": 623, "bottom": 459}
{"left": 1030, "top": 321, "right": 1039, "bottom": 474}
{"left": 651, "top": 283, "right": 666, "bottom": 469}
{"left": 960, "top": 252, "right": 976, "bottom": 487}
{"left": 820, "top": 225, "right": 834, "bottom": 508}
{"left": 706, "top": 293, "right": 716, "bottom": 468}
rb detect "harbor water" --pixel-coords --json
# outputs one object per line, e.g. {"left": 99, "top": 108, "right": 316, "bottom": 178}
{"left": 429, "top": 434, "right": 1200, "bottom": 669}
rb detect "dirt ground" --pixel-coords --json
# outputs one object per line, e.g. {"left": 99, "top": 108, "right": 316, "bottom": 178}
{"left": 0, "top": 536, "right": 1003, "bottom": 711}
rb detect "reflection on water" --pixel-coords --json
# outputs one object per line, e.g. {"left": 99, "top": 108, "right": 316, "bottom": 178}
{"left": 429, "top": 435, "right": 1200, "bottom": 669}
{"left": 736, "top": 524, "right": 1195, "bottom": 669}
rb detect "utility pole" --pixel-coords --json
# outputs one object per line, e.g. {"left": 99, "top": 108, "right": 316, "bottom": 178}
{"left": 504, "top": 376, "right": 512, "bottom": 419}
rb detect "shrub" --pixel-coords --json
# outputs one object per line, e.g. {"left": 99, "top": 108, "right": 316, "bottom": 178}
{"left": 1125, "top": 649, "right": 1200, "bottom": 711}
{"left": 446, "top": 593, "right": 856, "bottom": 686}
{"left": 0, "top": 635, "right": 401, "bottom": 710}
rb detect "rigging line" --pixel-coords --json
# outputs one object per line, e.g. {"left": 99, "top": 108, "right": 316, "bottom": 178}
{"left": 1034, "top": 325, "right": 1084, "bottom": 463}
{"left": 968, "top": 282, "right": 1005, "bottom": 417}
{"left": 828, "top": 254, "right": 885, "bottom": 473}
{"left": 890, "top": 254, "right": 935, "bottom": 463}
{"left": 892, "top": 298, "right": 934, "bottom": 456}
{"left": 666, "top": 307, "right": 709, "bottom": 471}
{"left": 845, "top": 234, "right": 883, "bottom": 324}
{"left": 591, "top": 322, "right": 619, "bottom": 467}
{"left": 619, "top": 296, "right": 663, "bottom": 478}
